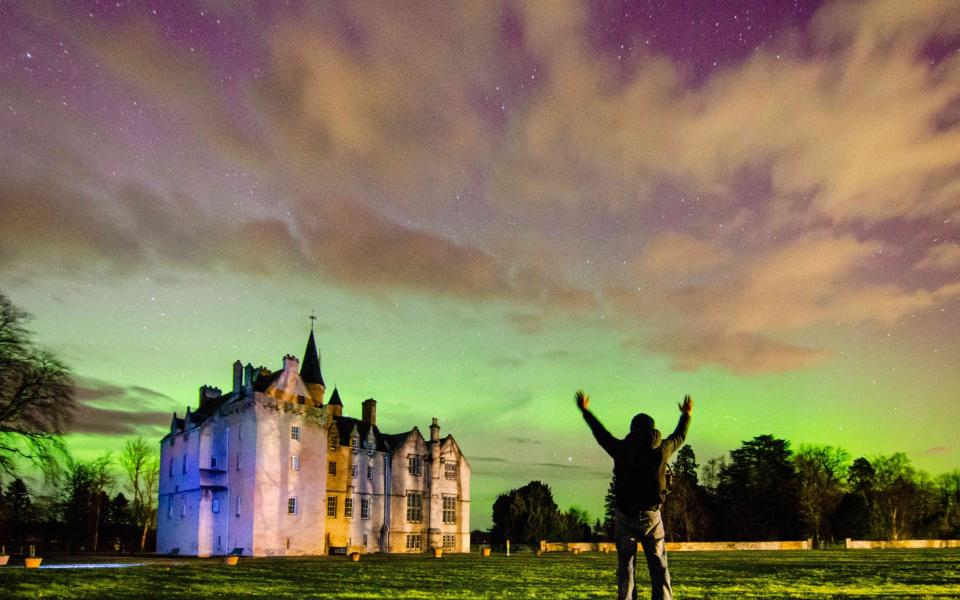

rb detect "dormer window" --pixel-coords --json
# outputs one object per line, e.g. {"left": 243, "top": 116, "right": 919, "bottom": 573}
{"left": 407, "top": 455, "right": 422, "bottom": 476}
{"left": 328, "top": 431, "right": 339, "bottom": 452}
{"left": 351, "top": 436, "right": 359, "bottom": 454}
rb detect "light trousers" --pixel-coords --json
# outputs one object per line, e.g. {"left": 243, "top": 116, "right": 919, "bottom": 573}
{"left": 614, "top": 507, "right": 672, "bottom": 600}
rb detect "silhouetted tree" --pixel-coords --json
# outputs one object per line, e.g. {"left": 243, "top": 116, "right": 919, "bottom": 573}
{"left": 665, "top": 445, "right": 708, "bottom": 542}
{"left": 491, "top": 481, "right": 562, "bottom": 545}
{"left": 0, "top": 292, "right": 75, "bottom": 478}
{"left": 717, "top": 435, "right": 800, "bottom": 540}
{"left": 600, "top": 475, "right": 616, "bottom": 539}
{"left": 119, "top": 437, "right": 159, "bottom": 551}
{"left": 794, "top": 445, "right": 849, "bottom": 545}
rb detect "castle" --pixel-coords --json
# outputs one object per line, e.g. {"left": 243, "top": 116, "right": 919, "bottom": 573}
{"left": 156, "top": 329, "right": 471, "bottom": 556}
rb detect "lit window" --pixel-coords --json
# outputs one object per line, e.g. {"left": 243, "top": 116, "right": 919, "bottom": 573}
{"left": 344, "top": 497, "right": 353, "bottom": 518}
{"left": 288, "top": 497, "right": 298, "bottom": 515}
{"left": 405, "top": 534, "right": 422, "bottom": 551}
{"left": 290, "top": 455, "right": 300, "bottom": 471}
{"left": 406, "top": 492, "right": 422, "bottom": 522}
{"left": 361, "top": 497, "right": 370, "bottom": 520}
{"left": 327, "top": 496, "right": 337, "bottom": 518}
{"left": 352, "top": 464, "right": 358, "bottom": 478}
{"left": 291, "top": 426, "right": 301, "bottom": 441}
{"left": 212, "top": 498, "right": 220, "bottom": 513}
{"left": 444, "top": 462, "right": 457, "bottom": 480}
{"left": 407, "top": 456, "right": 422, "bottom": 476}
{"left": 443, "top": 495, "right": 456, "bottom": 524}
{"left": 328, "top": 461, "right": 337, "bottom": 476}
{"left": 367, "top": 464, "right": 373, "bottom": 480}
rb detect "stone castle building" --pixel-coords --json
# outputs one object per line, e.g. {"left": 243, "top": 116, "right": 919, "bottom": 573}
{"left": 156, "top": 329, "right": 471, "bottom": 557}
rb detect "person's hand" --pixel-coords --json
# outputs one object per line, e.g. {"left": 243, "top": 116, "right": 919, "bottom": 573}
{"left": 575, "top": 390, "right": 590, "bottom": 411}
{"left": 679, "top": 394, "right": 693, "bottom": 415}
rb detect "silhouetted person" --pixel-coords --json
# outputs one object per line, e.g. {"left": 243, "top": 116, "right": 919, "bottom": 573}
{"left": 577, "top": 390, "right": 693, "bottom": 600}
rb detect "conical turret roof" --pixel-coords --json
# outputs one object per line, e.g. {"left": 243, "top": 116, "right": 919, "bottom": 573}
{"left": 300, "top": 329, "right": 325, "bottom": 386}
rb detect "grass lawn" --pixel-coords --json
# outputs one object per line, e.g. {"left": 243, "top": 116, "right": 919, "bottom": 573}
{"left": 2, "top": 549, "right": 959, "bottom": 599}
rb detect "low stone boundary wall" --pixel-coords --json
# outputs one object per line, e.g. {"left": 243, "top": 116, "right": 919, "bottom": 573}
{"left": 537, "top": 539, "right": 960, "bottom": 553}
{"left": 666, "top": 540, "right": 812, "bottom": 551}
{"left": 844, "top": 539, "right": 960, "bottom": 549}
{"left": 539, "top": 540, "right": 811, "bottom": 552}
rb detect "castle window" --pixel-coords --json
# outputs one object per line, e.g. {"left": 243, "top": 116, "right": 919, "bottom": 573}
{"left": 328, "top": 461, "right": 337, "bottom": 476}
{"left": 290, "top": 455, "right": 300, "bottom": 471}
{"left": 444, "top": 462, "right": 457, "bottom": 480}
{"left": 443, "top": 534, "right": 455, "bottom": 550}
{"left": 352, "top": 464, "right": 358, "bottom": 478}
{"left": 361, "top": 497, "right": 370, "bottom": 520}
{"left": 167, "top": 498, "right": 173, "bottom": 519}
{"left": 327, "top": 496, "right": 337, "bottom": 518}
{"left": 406, "top": 492, "right": 422, "bottom": 522}
{"left": 362, "top": 534, "right": 368, "bottom": 548}
{"left": 182, "top": 454, "right": 187, "bottom": 473}
{"left": 351, "top": 436, "right": 359, "bottom": 453}
{"left": 288, "top": 497, "right": 298, "bottom": 515}
{"left": 212, "top": 498, "right": 220, "bottom": 514}
{"left": 180, "top": 498, "right": 186, "bottom": 518}
{"left": 291, "top": 426, "right": 301, "bottom": 441}
{"left": 442, "top": 495, "right": 456, "bottom": 524}
{"left": 344, "top": 497, "right": 353, "bottom": 518}
{"left": 367, "top": 464, "right": 373, "bottom": 480}
{"left": 236, "top": 496, "right": 242, "bottom": 517}
{"left": 168, "top": 457, "right": 173, "bottom": 478}
{"left": 328, "top": 431, "right": 339, "bottom": 451}
{"left": 297, "top": 395, "right": 305, "bottom": 405}
{"left": 238, "top": 425, "right": 242, "bottom": 441}
{"left": 210, "top": 456, "right": 221, "bottom": 470}
{"left": 405, "top": 534, "right": 422, "bottom": 551}
{"left": 407, "top": 455, "right": 422, "bottom": 476}
{"left": 236, "top": 452, "right": 241, "bottom": 471}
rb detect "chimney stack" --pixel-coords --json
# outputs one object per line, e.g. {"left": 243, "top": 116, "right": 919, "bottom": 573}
{"left": 243, "top": 363, "right": 254, "bottom": 392}
{"left": 283, "top": 354, "right": 300, "bottom": 372}
{"left": 362, "top": 399, "right": 377, "bottom": 426}
{"left": 232, "top": 360, "right": 243, "bottom": 394}
{"left": 198, "top": 385, "right": 221, "bottom": 409}
{"left": 430, "top": 417, "right": 440, "bottom": 443}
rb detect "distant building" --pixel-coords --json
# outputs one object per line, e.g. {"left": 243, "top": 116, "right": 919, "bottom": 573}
{"left": 156, "top": 329, "right": 471, "bottom": 557}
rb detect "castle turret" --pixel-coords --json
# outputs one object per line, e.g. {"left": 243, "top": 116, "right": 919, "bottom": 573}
{"left": 300, "top": 328, "right": 326, "bottom": 405}
{"left": 327, "top": 387, "right": 343, "bottom": 417}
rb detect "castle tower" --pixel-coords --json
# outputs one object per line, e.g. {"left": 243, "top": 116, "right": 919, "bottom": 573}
{"left": 300, "top": 325, "right": 326, "bottom": 406}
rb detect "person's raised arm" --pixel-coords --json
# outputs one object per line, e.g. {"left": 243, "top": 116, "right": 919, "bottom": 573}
{"left": 576, "top": 390, "right": 617, "bottom": 457}
{"left": 662, "top": 395, "right": 693, "bottom": 457}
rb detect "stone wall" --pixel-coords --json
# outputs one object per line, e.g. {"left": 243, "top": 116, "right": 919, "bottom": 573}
{"left": 845, "top": 539, "right": 960, "bottom": 549}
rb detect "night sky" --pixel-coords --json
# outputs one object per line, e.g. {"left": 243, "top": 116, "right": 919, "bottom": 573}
{"left": 2, "top": 1, "right": 959, "bottom": 529}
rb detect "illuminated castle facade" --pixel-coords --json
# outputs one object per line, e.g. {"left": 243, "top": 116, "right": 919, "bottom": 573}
{"left": 156, "top": 330, "right": 471, "bottom": 557}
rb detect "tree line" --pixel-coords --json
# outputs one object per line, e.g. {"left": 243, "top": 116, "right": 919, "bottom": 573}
{"left": 487, "top": 436, "right": 960, "bottom": 547}
{"left": 0, "top": 438, "right": 160, "bottom": 554}
{"left": 663, "top": 436, "right": 960, "bottom": 545}
{"left": 1, "top": 292, "right": 161, "bottom": 555}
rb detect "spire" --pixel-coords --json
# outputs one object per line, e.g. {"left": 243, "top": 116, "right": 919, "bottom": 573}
{"left": 300, "top": 327, "right": 325, "bottom": 386}
{"left": 329, "top": 387, "right": 342, "bottom": 406}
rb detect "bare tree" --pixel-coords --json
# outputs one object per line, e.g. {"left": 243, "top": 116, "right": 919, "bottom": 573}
{"left": 794, "top": 445, "right": 849, "bottom": 546}
{"left": 120, "top": 437, "right": 159, "bottom": 551}
{"left": 0, "top": 292, "right": 75, "bottom": 478}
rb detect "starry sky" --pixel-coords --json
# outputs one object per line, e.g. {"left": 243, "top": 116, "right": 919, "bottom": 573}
{"left": 2, "top": 0, "right": 959, "bottom": 529}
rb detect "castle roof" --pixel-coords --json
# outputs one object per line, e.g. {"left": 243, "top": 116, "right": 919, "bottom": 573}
{"left": 331, "top": 415, "right": 389, "bottom": 451}
{"left": 300, "top": 330, "right": 325, "bottom": 386}
{"left": 328, "top": 387, "right": 342, "bottom": 406}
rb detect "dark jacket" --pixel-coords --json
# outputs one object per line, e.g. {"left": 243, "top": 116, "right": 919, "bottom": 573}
{"left": 581, "top": 408, "right": 690, "bottom": 513}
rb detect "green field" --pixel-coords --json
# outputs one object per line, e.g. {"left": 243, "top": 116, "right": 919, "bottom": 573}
{"left": 2, "top": 550, "right": 959, "bottom": 599}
